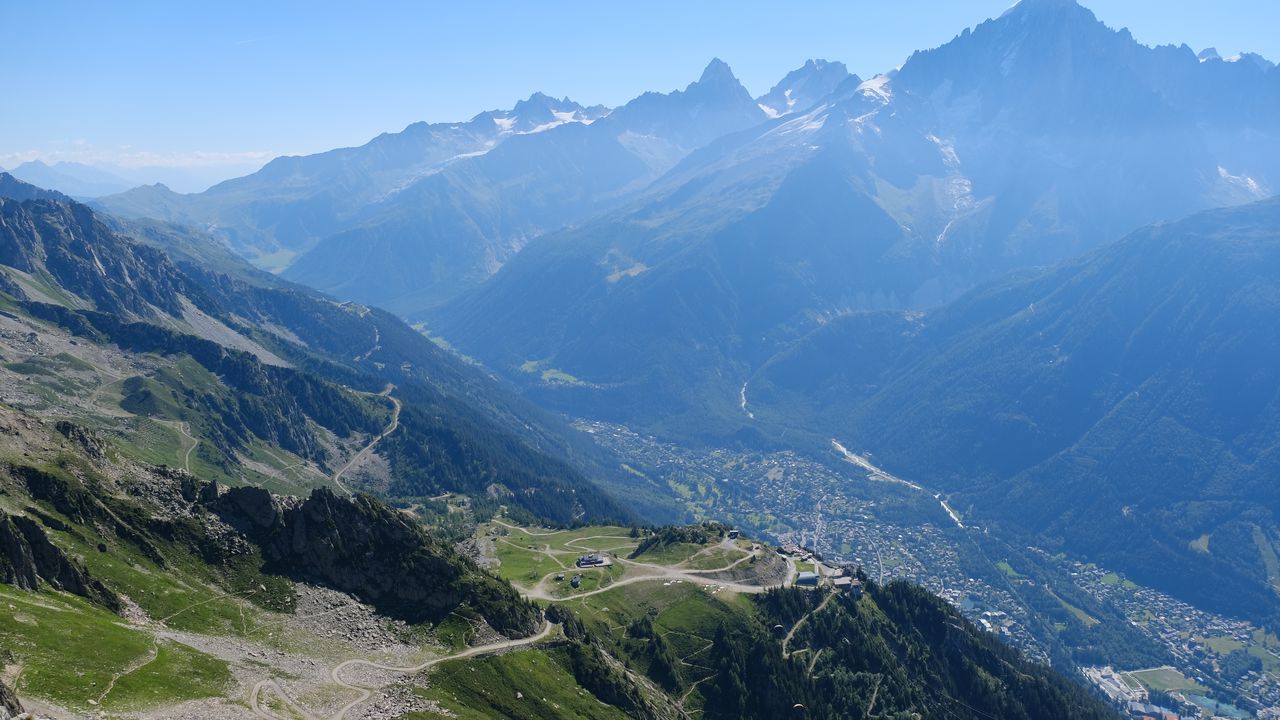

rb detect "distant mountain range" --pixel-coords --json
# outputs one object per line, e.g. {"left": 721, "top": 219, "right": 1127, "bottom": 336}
{"left": 436, "top": 0, "right": 1280, "bottom": 433}
{"left": 6, "top": 160, "right": 134, "bottom": 198}
{"left": 95, "top": 57, "right": 848, "bottom": 307}
{"left": 4, "top": 159, "right": 265, "bottom": 197}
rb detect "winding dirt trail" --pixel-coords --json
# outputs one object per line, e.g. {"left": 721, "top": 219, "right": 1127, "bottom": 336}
{"left": 332, "top": 385, "right": 400, "bottom": 495}
{"left": 491, "top": 519, "right": 573, "bottom": 536}
{"left": 250, "top": 678, "right": 319, "bottom": 720}
{"left": 94, "top": 640, "right": 159, "bottom": 707}
{"left": 177, "top": 421, "right": 198, "bottom": 472}
{"left": 248, "top": 622, "right": 555, "bottom": 720}
{"left": 782, "top": 589, "right": 837, "bottom": 658}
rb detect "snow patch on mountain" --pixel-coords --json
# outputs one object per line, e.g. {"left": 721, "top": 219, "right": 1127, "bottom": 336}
{"left": 857, "top": 75, "right": 894, "bottom": 103}
{"left": 927, "top": 134, "right": 979, "bottom": 247}
{"left": 773, "top": 107, "right": 828, "bottom": 137}
{"left": 1218, "top": 166, "right": 1267, "bottom": 198}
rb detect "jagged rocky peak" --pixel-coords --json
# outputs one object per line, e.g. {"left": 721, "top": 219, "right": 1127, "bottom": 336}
{"left": 698, "top": 57, "right": 738, "bottom": 85}
{"left": 604, "top": 56, "right": 765, "bottom": 146}
{"left": 999, "top": 0, "right": 1094, "bottom": 20}
{"left": 681, "top": 58, "right": 758, "bottom": 109}
{"left": 481, "top": 91, "right": 609, "bottom": 134}
{"left": 1199, "top": 47, "right": 1224, "bottom": 62}
{"left": 676, "top": 57, "right": 756, "bottom": 105}
{"left": 757, "top": 59, "right": 856, "bottom": 117}
{"left": 893, "top": 0, "right": 1133, "bottom": 100}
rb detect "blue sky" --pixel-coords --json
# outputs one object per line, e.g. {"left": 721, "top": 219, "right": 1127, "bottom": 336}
{"left": 2, "top": 0, "right": 1277, "bottom": 178}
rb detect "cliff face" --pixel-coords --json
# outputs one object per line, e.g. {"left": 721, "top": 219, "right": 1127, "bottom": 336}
{"left": 213, "top": 486, "right": 541, "bottom": 636}
{"left": 0, "top": 514, "right": 38, "bottom": 590}
{"left": 0, "top": 511, "right": 118, "bottom": 611}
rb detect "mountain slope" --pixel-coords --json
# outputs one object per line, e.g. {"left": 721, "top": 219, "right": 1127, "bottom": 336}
{"left": 0, "top": 172, "right": 70, "bottom": 203}
{"left": 435, "top": 0, "right": 1280, "bottom": 435}
{"left": 750, "top": 197, "right": 1280, "bottom": 624}
{"left": 702, "top": 583, "right": 1118, "bottom": 720}
{"left": 0, "top": 404, "right": 542, "bottom": 716}
{"left": 0, "top": 180, "right": 633, "bottom": 526}
{"left": 0, "top": 409, "right": 1118, "bottom": 718}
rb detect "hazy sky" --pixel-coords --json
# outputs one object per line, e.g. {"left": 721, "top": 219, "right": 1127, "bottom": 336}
{"left": 3, "top": 0, "right": 1277, "bottom": 177}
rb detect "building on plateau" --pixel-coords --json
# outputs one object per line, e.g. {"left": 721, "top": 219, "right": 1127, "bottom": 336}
{"left": 796, "top": 571, "right": 820, "bottom": 587}
{"left": 833, "top": 576, "right": 863, "bottom": 598}
{"left": 576, "top": 553, "right": 608, "bottom": 568}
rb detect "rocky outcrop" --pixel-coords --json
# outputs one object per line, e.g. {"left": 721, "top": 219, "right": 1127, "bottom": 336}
{"left": 213, "top": 487, "right": 540, "bottom": 636}
{"left": 0, "top": 677, "right": 22, "bottom": 720}
{"left": 0, "top": 512, "right": 119, "bottom": 611}
{"left": 14, "top": 464, "right": 166, "bottom": 567}
{"left": 215, "top": 485, "right": 283, "bottom": 530}
{"left": 54, "top": 421, "right": 105, "bottom": 460}
{"left": 0, "top": 514, "right": 38, "bottom": 591}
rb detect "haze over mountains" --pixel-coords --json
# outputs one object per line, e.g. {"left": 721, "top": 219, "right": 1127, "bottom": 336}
{"left": 4, "top": 161, "right": 134, "bottom": 198}
{"left": 438, "top": 0, "right": 1279, "bottom": 426}
{"left": 83, "top": 0, "right": 1280, "bottom": 621}
{"left": 95, "top": 57, "right": 853, "bottom": 303}
{"left": 5, "top": 0, "right": 1280, "bottom": 714}
{"left": 2, "top": 159, "right": 266, "bottom": 196}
